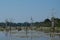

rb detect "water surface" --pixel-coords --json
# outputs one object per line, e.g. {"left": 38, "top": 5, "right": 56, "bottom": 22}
{"left": 0, "top": 30, "right": 60, "bottom": 40}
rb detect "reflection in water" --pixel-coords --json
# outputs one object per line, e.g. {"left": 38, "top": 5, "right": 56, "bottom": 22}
{"left": 0, "top": 30, "right": 60, "bottom": 40}
{"left": 50, "top": 33, "right": 55, "bottom": 40}
{"left": 49, "top": 32, "right": 60, "bottom": 40}
{"left": 5, "top": 29, "right": 12, "bottom": 40}
{"left": 5, "top": 31, "right": 8, "bottom": 36}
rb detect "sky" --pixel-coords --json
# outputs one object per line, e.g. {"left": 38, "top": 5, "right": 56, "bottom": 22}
{"left": 0, "top": 0, "right": 60, "bottom": 23}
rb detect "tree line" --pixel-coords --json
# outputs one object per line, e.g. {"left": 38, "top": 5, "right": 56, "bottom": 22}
{"left": 0, "top": 17, "right": 60, "bottom": 27}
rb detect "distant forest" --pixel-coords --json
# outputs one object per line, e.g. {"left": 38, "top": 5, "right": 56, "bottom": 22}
{"left": 0, "top": 18, "right": 60, "bottom": 27}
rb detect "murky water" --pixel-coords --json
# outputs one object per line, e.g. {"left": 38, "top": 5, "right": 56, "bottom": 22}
{"left": 0, "top": 30, "right": 60, "bottom": 40}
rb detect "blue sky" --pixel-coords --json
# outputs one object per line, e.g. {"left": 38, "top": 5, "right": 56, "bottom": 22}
{"left": 0, "top": 0, "right": 60, "bottom": 23}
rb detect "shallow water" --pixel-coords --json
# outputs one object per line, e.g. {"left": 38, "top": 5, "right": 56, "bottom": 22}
{"left": 0, "top": 30, "right": 60, "bottom": 40}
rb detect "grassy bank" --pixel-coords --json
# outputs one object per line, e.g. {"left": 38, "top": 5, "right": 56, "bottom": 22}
{"left": 34, "top": 27, "right": 60, "bottom": 33}
{"left": 0, "top": 27, "right": 60, "bottom": 33}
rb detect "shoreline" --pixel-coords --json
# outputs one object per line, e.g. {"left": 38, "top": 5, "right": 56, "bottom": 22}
{"left": 0, "top": 27, "right": 60, "bottom": 33}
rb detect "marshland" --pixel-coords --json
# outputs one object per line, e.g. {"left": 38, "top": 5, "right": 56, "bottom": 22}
{"left": 0, "top": 0, "right": 60, "bottom": 40}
